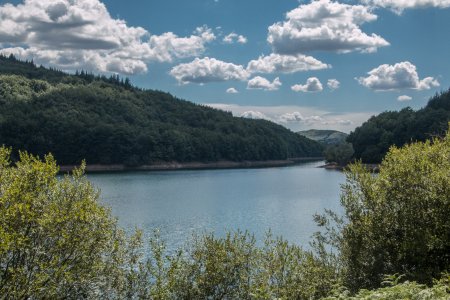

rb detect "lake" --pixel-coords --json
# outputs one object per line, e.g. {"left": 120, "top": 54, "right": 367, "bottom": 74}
{"left": 88, "top": 160, "right": 345, "bottom": 251}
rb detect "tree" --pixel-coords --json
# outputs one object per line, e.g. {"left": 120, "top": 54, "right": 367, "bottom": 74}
{"left": 324, "top": 142, "right": 354, "bottom": 166}
{"left": 316, "top": 125, "right": 450, "bottom": 292}
{"left": 323, "top": 274, "right": 450, "bottom": 300}
{"left": 0, "top": 148, "right": 124, "bottom": 298}
{"left": 347, "top": 90, "right": 450, "bottom": 163}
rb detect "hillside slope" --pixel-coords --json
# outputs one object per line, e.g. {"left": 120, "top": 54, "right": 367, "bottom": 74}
{"left": 0, "top": 55, "right": 323, "bottom": 166}
{"left": 348, "top": 90, "right": 450, "bottom": 163}
{"left": 297, "top": 129, "right": 348, "bottom": 145}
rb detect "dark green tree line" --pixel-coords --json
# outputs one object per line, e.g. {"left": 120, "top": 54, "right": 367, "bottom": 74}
{"left": 347, "top": 89, "right": 450, "bottom": 163}
{"left": 0, "top": 56, "right": 323, "bottom": 166}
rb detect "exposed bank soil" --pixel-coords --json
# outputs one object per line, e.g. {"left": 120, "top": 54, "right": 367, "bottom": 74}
{"left": 59, "top": 157, "right": 324, "bottom": 173}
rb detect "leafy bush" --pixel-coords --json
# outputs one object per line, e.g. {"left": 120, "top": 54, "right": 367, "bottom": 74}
{"left": 323, "top": 274, "right": 450, "bottom": 300}
{"left": 316, "top": 126, "right": 450, "bottom": 292}
{"left": 324, "top": 142, "right": 354, "bottom": 165}
{"left": 0, "top": 148, "right": 122, "bottom": 298}
{"left": 145, "top": 231, "right": 337, "bottom": 299}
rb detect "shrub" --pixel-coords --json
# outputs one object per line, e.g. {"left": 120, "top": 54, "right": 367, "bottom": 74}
{"left": 315, "top": 126, "right": 450, "bottom": 292}
{"left": 0, "top": 148, "right": 122, "bottom": 298}
{"left": 323, "top": 274, "right": 450, "bottom": 300}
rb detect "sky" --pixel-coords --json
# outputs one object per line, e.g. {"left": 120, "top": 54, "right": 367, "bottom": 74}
{"left": 0, "top": 0, "right": 449, "bottom": 133}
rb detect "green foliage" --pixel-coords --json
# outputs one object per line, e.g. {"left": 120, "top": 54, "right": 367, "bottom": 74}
{"left": 316, "top": 126, "right": 450, "bottom": 292}
{"left": 348, "top": 90, "right": 450, "bottom": 163}
{"left": 324, "top": 142, "right": 354, "bottom": 165}
{"left": 117, "top": 231, "right": 338, "bottom": 300}
{"left": 0, "top": 56, "right": 323, "bottom": 166}
{"left": 0, "top": 148, "right": 122, "bottom": 298}
{"left": 323, "top": 274, "right": 450, "bottom": 300}
{"left": 0, "top": 75, "right": 54, "bottom": 102}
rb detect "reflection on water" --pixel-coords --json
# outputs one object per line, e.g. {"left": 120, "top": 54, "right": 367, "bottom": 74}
{"left": 88, "top": 161, "right": 344, "bottom": 251}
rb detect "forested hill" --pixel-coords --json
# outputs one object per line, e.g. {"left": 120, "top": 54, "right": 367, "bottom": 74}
{"left": 0, "top": 55, "right": 323, "bottom": 166}
{"left": 297, "top": 129, "right": 348, "bottom": 145}
{"left": 348, "top": 89, "right": 450, "bottom": 163}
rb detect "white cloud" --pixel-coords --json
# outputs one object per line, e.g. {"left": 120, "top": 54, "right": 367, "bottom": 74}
{"left": 271, "top": 111, "right": 354, "bottom": 127}
{"left": 278, "top": 112, "right": 323, "bottom": 124}
{"left": 339, "top": 120, "right": 353, "bottom": 125}
{"left": 240, "top": 111, "right": 270, "bottom": 120}
{"left": 291, "top": 77, "right": 323, "bottom": 92}
{"left": 0, "top": 0, "right": 215, "bottom": 74}
{"left": 267, "top": 0, "right": 389, "bottom": 54}
{"left": 145, "top": 26, "right": 215, "bottom": 63}
{"left": 206, "top": 103, "right": 372, "bottom": 132}
{"left": 361, "top": 0, "right": 450, "bottom": 13}
{"left": 357, "top": 61, "right": 440, "bottom": 91}
{"left": 247, "top": 53, "right": 329, "bottom": 74}
{"left": 237, "top": 35, "right": 247, "bottom": 44}
{"left": 170, "top": 57, "right": 249, "bottom": 84}
{"left": 247, "top": 76, "right": 282, "bottom": 91}
{"left": 327, "top": 79, "right": 340, "bottom": 90}
{"left": 226, "top": 87, "right": 239, "bottom": 94}
{"left": 223, "top": 32, "right": 247, "bottom": 44}
{"left": 397, "top": 95, "right": 412, "bottom": 101}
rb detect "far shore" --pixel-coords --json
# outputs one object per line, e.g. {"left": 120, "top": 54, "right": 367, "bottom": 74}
{"left": 59, "top": 157, "right": 325, "bottom": 173}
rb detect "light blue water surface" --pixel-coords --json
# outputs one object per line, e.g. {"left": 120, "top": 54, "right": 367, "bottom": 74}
{"left": 88, "top": 161, "right": 344, "bottom": 251}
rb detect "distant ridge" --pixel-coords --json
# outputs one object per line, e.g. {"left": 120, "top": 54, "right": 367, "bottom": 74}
{"left": 297, "top": 129, "right": 348, "bottom": 145}
{"left": 0, "top": 55, "right": 324, "bottom": 167}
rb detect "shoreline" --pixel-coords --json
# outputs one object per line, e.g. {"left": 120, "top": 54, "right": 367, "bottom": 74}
{"left": 59, "top": 157, "right": 324, "bottom": 173}
{"left": 319, "top": 162, "right": 380, "bottom": 172}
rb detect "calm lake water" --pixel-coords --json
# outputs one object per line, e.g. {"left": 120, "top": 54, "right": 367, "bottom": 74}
{"left": 88, "top": 160, "right": 345, "bottom": 251}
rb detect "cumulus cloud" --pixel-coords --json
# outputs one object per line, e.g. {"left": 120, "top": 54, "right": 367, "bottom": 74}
{"left": 267, "top": 0, "right": 389, "bottom": 54}
{"left": 226, "top": 87, "right": 239, "bottom": 94}
{"left": 339, "top": 119, "right": 353, "bottom": 125}
{"left": 0, "top": 0, "right": 215, "bottom": 74}
{"left": 327, "top": 79, "right": 340, "bottom": 90}
{"left": 357, "top": 61, "right": 440, "bottom": 91}
{"left": 240, "top": 111, "right": 270, "bottom": 120}
{"left": 206, "top": 103, "right": 371, "bottom": 131}
{"left": 145, "top": 26, "right": 215, "bottom": 63}
{"left": 223, "top": 32, "right": 247, "bottom": 44}
{"left": 170, "top": 57, "right": 249, "bottom": 84}
{"left": 247, "top": 53, "right": 329, "bottom": 74}
{"left": 247, "top": 76, "right": 282, "bottom": 91}
{"left": 0, "top": 46, "right": 148, "bottom": 74}
{"left": 278, "top": 112, "right": 353, "bottom": 126}
{"left": 291, "top": 77, "right": 323, "bottom": 92}
{"left": 361, "top": 0, "right": 450, "bottom": 13}
{"left": 397, "top": 95, "right": 412, "bottom": 101}
{"left": 278, "top": 112, "right": 324, "bottom": 124}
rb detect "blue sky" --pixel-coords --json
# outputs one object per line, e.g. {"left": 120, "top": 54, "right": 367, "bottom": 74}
{"left": 0, "top": 0, "right": 449, "bottom": 132}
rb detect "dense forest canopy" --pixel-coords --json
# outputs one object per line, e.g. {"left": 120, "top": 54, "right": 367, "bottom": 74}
{"left": 347, "top": 89, "right": 450, "bottom": 163}
{"left": 0, "top": 55, "right": 323, "bottom": 165}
